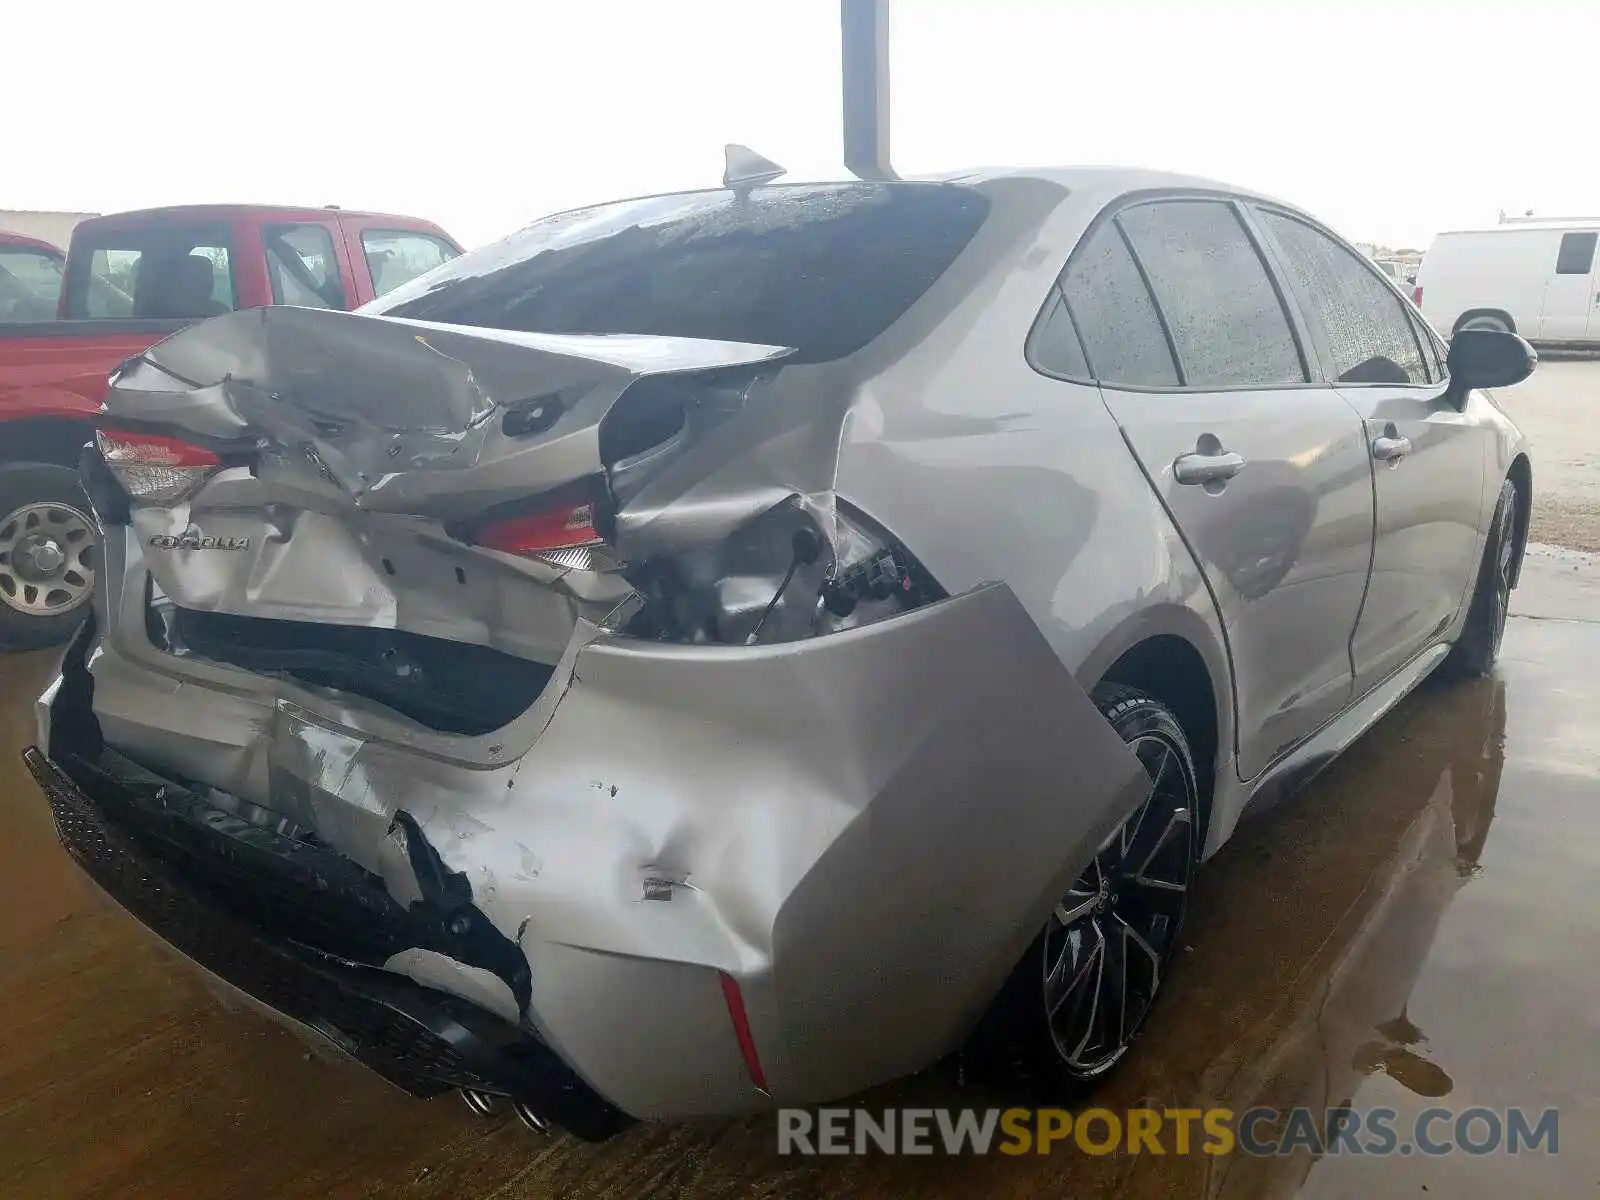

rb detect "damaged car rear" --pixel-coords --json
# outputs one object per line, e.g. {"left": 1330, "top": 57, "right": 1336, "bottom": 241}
{"left": 26, "top": 172, "right": 1532, "bottom": 1138}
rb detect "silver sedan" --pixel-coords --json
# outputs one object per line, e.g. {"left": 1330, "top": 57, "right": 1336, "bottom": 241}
{"left": 27, "top": 167, "right": 1533, "bottom": 1139}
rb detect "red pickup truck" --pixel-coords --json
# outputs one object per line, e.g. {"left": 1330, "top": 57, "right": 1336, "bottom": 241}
{"left": 0, "top": 204, "right": 460, "bottom": 647}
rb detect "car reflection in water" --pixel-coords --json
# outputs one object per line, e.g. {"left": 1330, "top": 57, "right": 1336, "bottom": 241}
{"left": 1195, "top": 675, "right": 1506, "bottom": 1198}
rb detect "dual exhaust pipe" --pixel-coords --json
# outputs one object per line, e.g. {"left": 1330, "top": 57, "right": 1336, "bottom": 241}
{"left": 460, "top": 1088, "right": 551, "bottom": 1135}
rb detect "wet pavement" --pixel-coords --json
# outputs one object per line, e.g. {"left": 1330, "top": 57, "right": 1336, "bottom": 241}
{"left": 1, "top": 555, "right": 1596, "bottom": 1199}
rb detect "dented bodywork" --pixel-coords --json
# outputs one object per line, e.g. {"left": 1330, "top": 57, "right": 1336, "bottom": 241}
{"left": 30, "top": 171, "right": 1265, "bottom": 1128}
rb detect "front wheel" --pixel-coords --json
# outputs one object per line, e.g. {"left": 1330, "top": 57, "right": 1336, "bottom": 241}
{"left": 1440, "top": 478, "right": 1518, "bottom": 681}
{"left": 0, "top": 464, "right": 98, "bottom": 650}
{"left": 966, "top": 685, "right": 1200, "bottom": 1095}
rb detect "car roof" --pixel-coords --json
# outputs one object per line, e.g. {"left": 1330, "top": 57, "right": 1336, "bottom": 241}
{"left": 922, "top": 164, "right": 1295, "bottom": 205}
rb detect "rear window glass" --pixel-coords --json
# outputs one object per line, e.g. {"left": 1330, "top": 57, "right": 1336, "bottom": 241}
{"left": 366, "top": 184, "right": 991, "bottom": 362}
{"left": 0, "top": 245, "right": 65, "bottom": 321}
{"left": 65, "top": 223, "right": 235, "bottom": 320}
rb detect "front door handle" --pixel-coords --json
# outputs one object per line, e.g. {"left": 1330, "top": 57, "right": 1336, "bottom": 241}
{"left": 1173, "top": 450, "right": 1247, "bottom": 486}
{"left": 1372, "top": 434, "right": 1412, "bottom": 461}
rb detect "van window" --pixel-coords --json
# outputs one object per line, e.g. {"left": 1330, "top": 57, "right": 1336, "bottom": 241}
{"left": 1555, "top": 231, "right": 1597, "bottom": 276}
{"left": 1061, "top": 222, "right": 1179, "bottom": 387}
{"left": 1258, "top": 211, "right": 1429, "bottom": 386}
{"left": 66, "top": 223, "right": 235, "bottom": 320}
{"left": 265, "top": 223, "right": 347, "bottom": 309}
{"left": 1116, "top": 200, "right": 1306, "bottom": 387}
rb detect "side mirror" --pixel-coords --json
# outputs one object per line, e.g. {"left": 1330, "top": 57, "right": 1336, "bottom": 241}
{"left": 1447, "top": 328, "right": 1537, "bottom": 391}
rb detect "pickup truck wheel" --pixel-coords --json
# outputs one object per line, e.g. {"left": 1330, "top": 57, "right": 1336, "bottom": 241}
{"left": 0, "top": 464, "right": 97, "bottom": 650}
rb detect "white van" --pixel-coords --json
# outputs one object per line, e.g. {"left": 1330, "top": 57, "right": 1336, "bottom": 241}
{"left": 1414, "top": 220, "right": 1600, "bottom": 346}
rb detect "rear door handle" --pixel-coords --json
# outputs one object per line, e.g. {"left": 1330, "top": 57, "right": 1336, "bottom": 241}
{"left": 1372, "top": 434, "right": 1412, "bottom": 461}
{"left": 1173, "top": 450, "right": 1247, "bottom": 486}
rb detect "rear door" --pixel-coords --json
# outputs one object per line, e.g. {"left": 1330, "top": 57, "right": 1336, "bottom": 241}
{"left": 1255, "top": 208, "right": 1488, "bottom": 694}
{"left": 262, "top": 221, "right": 357, "bottom": 311}
{"left": 1539, "top": 230, "right": 1599, "bottom": 342}
{"left": 1059, "top": 197, "right": 1374, "bottom": 780}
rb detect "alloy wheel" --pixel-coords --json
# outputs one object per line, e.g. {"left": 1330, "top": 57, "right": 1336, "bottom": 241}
{"left": 1042, "top": 734, "right": 1196, "bottom": 1076}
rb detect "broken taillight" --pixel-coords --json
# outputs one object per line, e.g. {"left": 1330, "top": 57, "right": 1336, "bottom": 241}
{"left": 472, "top": 494, "right": 619, "bottom": 572}
{"left": 95, "top": 428, "right": 224, "bottom": 506}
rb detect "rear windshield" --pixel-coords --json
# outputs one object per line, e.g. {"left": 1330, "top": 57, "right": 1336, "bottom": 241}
{"left": 366, "top": 183, "right": 990, "bottom": 362}
{"left": 64, "top": 221, "right": 236, "bottom": 320}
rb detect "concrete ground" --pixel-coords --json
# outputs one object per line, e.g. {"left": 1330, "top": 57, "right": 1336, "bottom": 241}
{"left": 1, "top": 369, "right": 1596, "bottom": 1198}
{"left": 1495, "top": 358, "right": 1600, "bottom": 551}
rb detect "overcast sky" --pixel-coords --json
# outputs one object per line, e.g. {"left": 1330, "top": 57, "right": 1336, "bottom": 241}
{"left": 10, "top": 0, "right": 1596, "bottom": 249}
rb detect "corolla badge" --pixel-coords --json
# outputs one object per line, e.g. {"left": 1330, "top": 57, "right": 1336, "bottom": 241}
{"left": 148, "top": 531, "right": 252, "bottom": 551}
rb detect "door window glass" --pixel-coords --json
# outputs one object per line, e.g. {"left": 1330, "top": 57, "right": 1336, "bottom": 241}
{"left": 0, "top": 246, "right": 65, "bottom": 321}
{"left": 1555, "top": 231, "right": 1597, "bottom": 275}
{"left": 1259, "top": 211, "right": 1429, "bottom": 385}
{"left": 1405, "top": 306, "right": 1444, "bottom": 383}
{"left": 1117, "top": 200, "right": 1305, "bottom": 387}
{"left": 361, "top": 230, "right": 458, "bottom": 298}
{"left": 1060, "top": 222, "right": 1179, "bottom": 387}
{"left": 265, "top": 223, "right": 347, "bottom": 309}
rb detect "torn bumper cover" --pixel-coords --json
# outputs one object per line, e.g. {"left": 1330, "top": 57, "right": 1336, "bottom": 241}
{"left": 34, "top": 585, "right": 1148, "bottom": 1128}
{"left": 24, "top": 665, "right": 629, "bottom": 1140}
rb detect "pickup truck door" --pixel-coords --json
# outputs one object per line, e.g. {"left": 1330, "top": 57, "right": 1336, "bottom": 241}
{"left": 1063, "top": 199, "right": 1374, "bottom": 781}
{"left": 1254, "top": 208, "right": 1488, "bottom": 694}
{"left": 260, "top": 221, "right": 359, "bottom": 311}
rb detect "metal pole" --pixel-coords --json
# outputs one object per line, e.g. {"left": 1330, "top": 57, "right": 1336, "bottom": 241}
{"left": 841, "top": 0, "right": 896, "bottom": 180}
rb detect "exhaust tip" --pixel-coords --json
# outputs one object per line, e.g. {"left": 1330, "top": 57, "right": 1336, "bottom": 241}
{"left": 512, "top": 1100, "right": 553, "bottom": 1135}
{"left": 460, "top": 1088, "right": 504, "bottom": 1118}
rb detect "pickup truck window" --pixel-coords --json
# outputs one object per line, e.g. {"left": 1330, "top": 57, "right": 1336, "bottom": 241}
{"left": 265, "top": 223, "right": 347, "bottom": 309}
{"left": 67, "top": 223, "right": 236, "bottom": 320}
{"left": 0, "top": 246, "right": 65, "bottom": 321}
{"left": 361, "top": 230, "right": 456, "bottom": 298}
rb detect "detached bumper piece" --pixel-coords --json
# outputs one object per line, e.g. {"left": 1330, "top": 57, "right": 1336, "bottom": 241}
{"left": 23, "top": 745, "right": 629, "bottom": 1142}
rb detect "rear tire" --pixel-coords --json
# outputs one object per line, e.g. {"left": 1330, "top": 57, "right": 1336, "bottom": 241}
{"left": 0, "top": 464, "right": 98, "bottom": 651}
{"left": 964, "top": 684, "right": 1199, "bottom": 1098}
{"left": 1440, "top": 478, "right": 1518, "bottom": 681}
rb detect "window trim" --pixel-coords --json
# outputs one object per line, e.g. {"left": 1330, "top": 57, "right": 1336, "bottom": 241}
{"left": 1248, "top": 202, "right": 1445, "bottom": 393}
{"left": 1025, "top": 187, "right": 1323, "bottom": 394}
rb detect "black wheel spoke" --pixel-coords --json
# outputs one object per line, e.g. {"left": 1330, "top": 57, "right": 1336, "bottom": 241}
{"left": 1040, "top": 723, "right": 1198, "bottom": 1078}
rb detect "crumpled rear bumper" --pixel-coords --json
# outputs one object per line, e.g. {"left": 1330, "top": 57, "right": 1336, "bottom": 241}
{"left": 32, "top": 580, "right": 1149, "bottom": 1124}
{"left": 23, "top": 741, "right": 630, "bottom": 1142}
